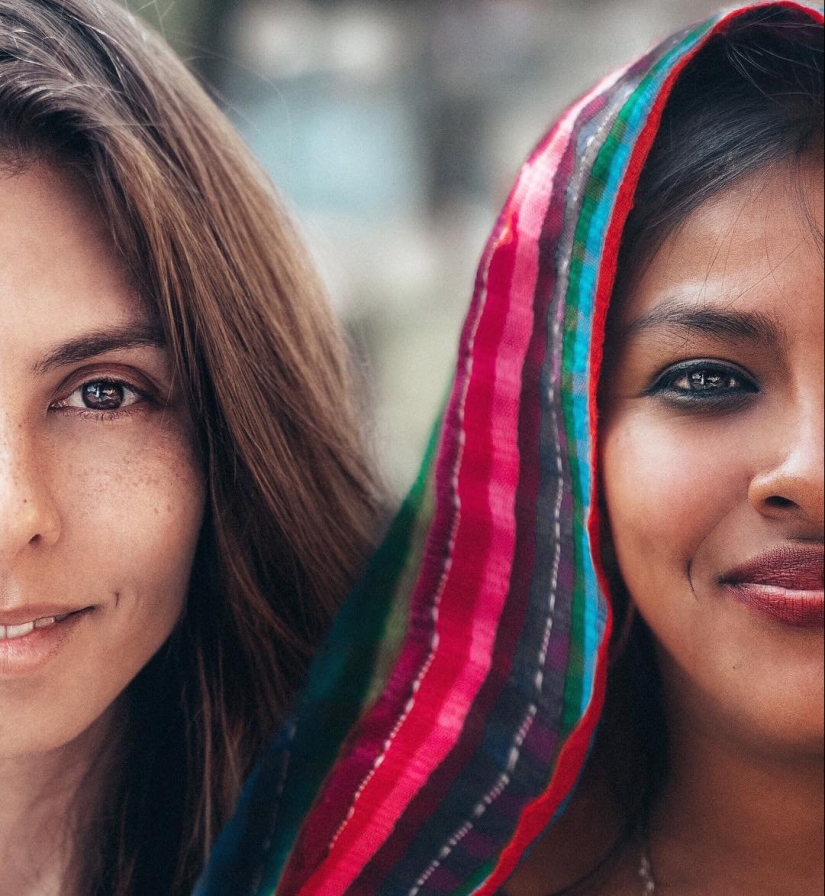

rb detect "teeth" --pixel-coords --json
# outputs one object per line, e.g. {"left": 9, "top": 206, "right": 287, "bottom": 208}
{"left": 0, "top": 621, "right": 35, "bottom": 640}
{"left": 35, "top": 616, "right": 58, "bottom": 629}
{"left": 0, "top": 615, "right": 62, "bottom": 641}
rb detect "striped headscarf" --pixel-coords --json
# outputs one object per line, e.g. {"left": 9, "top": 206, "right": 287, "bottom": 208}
{"left": 196, "top": 3, "right": 823, "bottom": 894}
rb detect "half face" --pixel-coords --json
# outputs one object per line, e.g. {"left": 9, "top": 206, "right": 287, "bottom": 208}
{"left": 601, "top": 160, "right": 824, "bottom": 757}
{"left": 0, "top": 164, "right": 206, "bottom": 758}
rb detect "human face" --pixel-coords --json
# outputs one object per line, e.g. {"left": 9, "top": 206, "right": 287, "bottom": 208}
{"left": 0, "top": 164, "right": 206, "bottom": 759}
{"left": 601, "top": 161, "right": 824, "bottom": 757}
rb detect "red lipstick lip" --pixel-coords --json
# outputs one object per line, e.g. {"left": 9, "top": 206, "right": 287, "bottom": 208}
{"left": 721, "top": 546, "right": 824, "bottom": 628}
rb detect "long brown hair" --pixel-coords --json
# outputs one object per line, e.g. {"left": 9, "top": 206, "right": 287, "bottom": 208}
{"left": 0, "top": 0, "right": 383, "bottom": 891}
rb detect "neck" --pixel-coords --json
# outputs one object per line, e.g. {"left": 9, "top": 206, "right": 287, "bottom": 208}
{"left": 652, "top": 678, "right": 824, "bottom": 895}
{"left": 0, "top": 706, "right": 122, "bottom": 896}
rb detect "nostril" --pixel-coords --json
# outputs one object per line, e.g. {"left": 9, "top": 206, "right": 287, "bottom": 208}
{"left": 765, "top": 495, "right": 796, "bottom": 510}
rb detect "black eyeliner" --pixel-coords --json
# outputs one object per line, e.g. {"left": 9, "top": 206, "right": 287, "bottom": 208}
{"left": 645, "top": 359, "right": 760, "bottom": 403}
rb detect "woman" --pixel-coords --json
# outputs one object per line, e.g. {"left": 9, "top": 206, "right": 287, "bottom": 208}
{"left": 198, "top": 2, "right": 823, "bottom": 894}
{"left": 0, "top": 1, "right": 382, "bottom": 894}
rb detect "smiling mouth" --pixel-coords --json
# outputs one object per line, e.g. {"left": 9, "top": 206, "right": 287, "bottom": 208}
{"left": 0, "top": 609, "right": 90, "bottom": 641}
{"left": 721, "top": 545, "right": 824, "bottom": 628}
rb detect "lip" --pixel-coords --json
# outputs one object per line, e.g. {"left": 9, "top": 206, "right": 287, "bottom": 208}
{"left": 0, "top": 607, "right": 93, "bottom": 677}
{"left": 0, "top": 604, "right": 92, "bottom": 627}
{"left": 721, "top": 546, "right": 824, "bottom": 628}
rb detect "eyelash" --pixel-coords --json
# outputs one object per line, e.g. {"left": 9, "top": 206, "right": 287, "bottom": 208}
{"left": 50, "top": 378, "right": 156, "bottom": 421}
{"left": 648, "top": 359, "right": 759, "bottom": 406}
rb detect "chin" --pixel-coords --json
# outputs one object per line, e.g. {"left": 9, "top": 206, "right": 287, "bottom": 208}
{"left": 0, "top": 691, "right": 123, "bottom": 765}
{"left": 730, "top": 701, "right": 825, "bottom": 761}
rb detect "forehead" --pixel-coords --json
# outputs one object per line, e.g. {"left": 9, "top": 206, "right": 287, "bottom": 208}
{"left": 1, "top": 162, "right": 112, "bottom": 256}
{"left": 619, "top": 161, "right": 824, "bottom": 325}
{"left": 0, "top": 164, "right": 146, "bottom": 354}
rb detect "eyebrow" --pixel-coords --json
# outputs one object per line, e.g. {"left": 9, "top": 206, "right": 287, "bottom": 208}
{"left": 622, "top": 303, "right": 786, "bottom": 346}
{"left": 33, "top": 323, "right": 167, "bottom": 375}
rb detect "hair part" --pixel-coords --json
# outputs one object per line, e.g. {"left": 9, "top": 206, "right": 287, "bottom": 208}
{"left": 0, "top": 1, "right": 384, "bottom": 892}
{"left": 617, "top": 7, "right": 823, "bottom": 285}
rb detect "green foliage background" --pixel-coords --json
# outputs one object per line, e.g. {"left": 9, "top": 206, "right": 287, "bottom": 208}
{"left": 121, "top": 0, "right": 196, "bottom": 43}
{"left": 118, "top": 0, "right": 232, "bottom": 83}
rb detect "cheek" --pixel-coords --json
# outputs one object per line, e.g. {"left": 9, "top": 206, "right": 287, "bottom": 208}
{"left": 0, "top": 419, "right": 206, "bottom": 760}
{"left": 601, "top": 408, "right": 825, "bottom": 753}
{"left": 57, "top": 419, "right": 206, "bottom": 599}
{"left": 52, "top": 417, "right": 206, "bottom": 693}
{"left": 600, "top": 407, "right": 740, "bottom": 603}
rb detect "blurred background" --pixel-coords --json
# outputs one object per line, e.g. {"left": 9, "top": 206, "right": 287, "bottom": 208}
{"left": 121, "top": 0, "right": 722, "bottom": 493}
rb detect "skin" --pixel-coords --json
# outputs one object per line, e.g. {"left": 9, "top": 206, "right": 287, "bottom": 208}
{"left": 0, "top": 164, "right": 206, "bottom": 894}
{"left": 602, "top": 161, "right": 824, "bottom": 894}
{"left": 507, "top": 161, "right": 824, "bottom": 895}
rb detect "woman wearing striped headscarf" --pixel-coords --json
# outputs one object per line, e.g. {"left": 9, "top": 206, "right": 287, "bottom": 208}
{"left": 199, "top": 4, "right": 823, "bottom": 895}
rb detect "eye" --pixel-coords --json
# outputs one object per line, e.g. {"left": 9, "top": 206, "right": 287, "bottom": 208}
{"left": 649, "top": 361, "right": 759, "bottom": 403}
{"left": 53, "top": 379, "right": 145, "bottom": 414}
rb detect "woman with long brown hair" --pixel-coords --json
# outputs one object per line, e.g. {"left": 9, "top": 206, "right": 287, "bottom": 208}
{"left": 0, "top": 0, "right": 382, "bottom": 893}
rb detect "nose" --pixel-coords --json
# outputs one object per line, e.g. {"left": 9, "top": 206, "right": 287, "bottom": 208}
{"left": 748, "top": 398, "right": 825, "bottom": 532}
{"left": 0, "top": 418, "right": 61, "bottom": 559}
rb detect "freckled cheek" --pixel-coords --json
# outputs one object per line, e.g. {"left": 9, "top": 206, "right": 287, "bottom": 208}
{"left": 49, "top": 422, "right": 206, "bottom": 607}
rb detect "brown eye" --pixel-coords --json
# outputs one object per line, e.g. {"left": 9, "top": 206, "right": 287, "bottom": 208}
{"left": 82, "top": 381, "right": 126, "bottom": 410}
{"left": 650, "top": 360, "right": 759, "bottom": 405}
{"left": 51, "top": 379, "right": 145, "bottom": 415}
{"left": 685, "top": 370, "right": 737, "bottom": 391}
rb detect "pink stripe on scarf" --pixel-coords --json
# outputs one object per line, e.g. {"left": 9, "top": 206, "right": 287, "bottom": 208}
{"left": 295, "top": 76, "right": 622, "bottom": 896}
